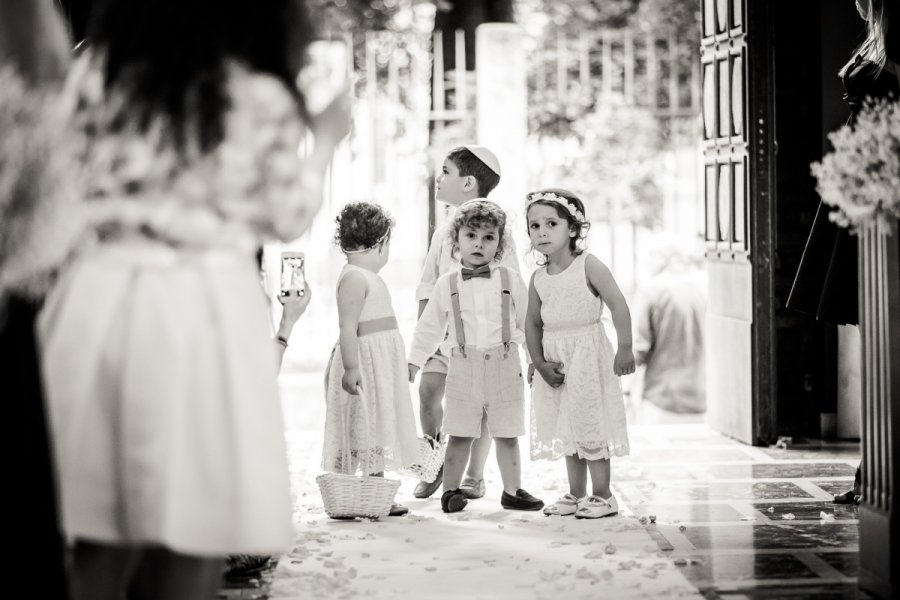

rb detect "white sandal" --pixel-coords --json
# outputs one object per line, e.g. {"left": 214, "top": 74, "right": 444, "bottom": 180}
{"left": 573, "top": 495, "right": 618, "bottom": 519}
{"left": 542, "top": 493, "right": 585, "bottom": 516}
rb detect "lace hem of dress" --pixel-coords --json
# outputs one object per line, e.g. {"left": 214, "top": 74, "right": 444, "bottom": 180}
{"left": 530, "top": 439, "right": 630, "bottom": 462}
{"left": 322, "top": 447, "right": 404, "bottom": 476}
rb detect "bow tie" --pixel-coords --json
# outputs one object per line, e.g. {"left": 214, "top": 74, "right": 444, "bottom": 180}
{"left": 460, "top": 264, "right": 492, "bottom": 281}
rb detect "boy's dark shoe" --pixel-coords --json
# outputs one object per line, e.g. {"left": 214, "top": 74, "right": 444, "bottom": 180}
{"left": 414, "top": 465, "right": 443, "bottom": 499}
{"left": 501, "top": 489, "right": 544, "bottom": 511}
{"left": 833, "top": 490, "right": 856, "bottom": 504}
{"left": 441, "top": 489, "right": 468, "bottom": 513}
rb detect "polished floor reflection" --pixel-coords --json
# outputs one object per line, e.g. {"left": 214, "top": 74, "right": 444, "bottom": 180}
{"left": 222, "top": 385, "right": 866, "bottom": 599}
{"left": 621, "top": 426, "right": 863, "bottom": 599}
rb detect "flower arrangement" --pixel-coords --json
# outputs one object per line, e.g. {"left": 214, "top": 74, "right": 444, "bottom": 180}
{"left": 811, "top": 96, "right": 900, "bottom": 234}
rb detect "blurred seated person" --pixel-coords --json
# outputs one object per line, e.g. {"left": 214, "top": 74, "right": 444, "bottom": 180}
{"left": 633, "top": 239, "right": 706, "bottom": 424}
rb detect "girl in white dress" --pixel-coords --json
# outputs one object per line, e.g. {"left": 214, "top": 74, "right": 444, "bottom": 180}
{"left": 322, "top": 202, "right": 420, "bottom": 514}
{"left": 37, "top": 2, "right": 350, "bottom": 598}
{"left": 524, "top": 189, "right": 634, "bottom": 519}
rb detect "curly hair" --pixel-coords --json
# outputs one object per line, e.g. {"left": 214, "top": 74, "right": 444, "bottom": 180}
{"left": 525, "top": 188, "right": 590, "bottom": 258}
{"left": 87, "top": 0, "right": 314, "bottom": 153}
{"left": 448, "top": 200, "right": 508, "bottom": 261}
{"left": 446, "top": 147, "right": 500, "bottom": 197}
{"left": 333, "top": 201, "right": 395, "bottom": 252}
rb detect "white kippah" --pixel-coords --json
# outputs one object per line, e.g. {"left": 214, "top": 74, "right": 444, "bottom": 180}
{"left": 462, "top": 144, "right": 501, "bottom": 176}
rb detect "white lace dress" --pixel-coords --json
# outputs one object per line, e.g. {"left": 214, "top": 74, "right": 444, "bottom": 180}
{"left": 322, "top": 265, "right": 420, "bottom": 475}
{"left": 530, "top": 253, "right": 630, "bottom": 461}
{"left": 38, "top": 54, "right": 318, "bottom": 556}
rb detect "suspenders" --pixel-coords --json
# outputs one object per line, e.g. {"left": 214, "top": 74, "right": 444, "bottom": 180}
{"left": 448, "top": 266, "right": 512, "bottom": 358}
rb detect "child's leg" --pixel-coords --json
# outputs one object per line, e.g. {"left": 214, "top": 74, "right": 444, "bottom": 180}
{"left": 442, "top": 436, "right": 474, "bottom": 491}
{"left": 71, "top": 540, "right": 141, "bottom": 600}
{"left": 464, "top": 412, "right": 492, "bottom": 482}
{"left": 586, "top": 458, "right": 612, "bottom": 498}
{"left": 128, "top": 547, "right": 225, "bottom": 600}
{"left": 418, "top": 371, "right": 446, "bottom": 438}
{"left": 573, "top": 459, "right": 617, "bottom": 519}
{"left": 493, "top": 437, "right": 522, "bottom": 495}
{"left": 565, "top": 454, "right": 589, "bottom": 498}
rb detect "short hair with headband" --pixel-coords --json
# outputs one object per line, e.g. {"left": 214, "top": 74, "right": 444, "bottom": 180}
{"left": 333, "top": 201, "right": 395, "bottom": 253}
{"left": 525, "top": 188, "right": 590, "bottom": 257}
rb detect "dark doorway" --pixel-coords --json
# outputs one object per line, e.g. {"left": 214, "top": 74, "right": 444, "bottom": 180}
{"left": 56, "top": 0, "right": 91, "bottom": 44}
{"left": 772, "top": 0, "right": 864, "bottom": 440}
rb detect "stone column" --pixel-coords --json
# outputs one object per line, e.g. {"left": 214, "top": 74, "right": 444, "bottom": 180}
{"left": 475, "top": 24, "right": 528, "bottom": 254}
{"left": 858, "top": 221, "right": 899, "bottom": 599}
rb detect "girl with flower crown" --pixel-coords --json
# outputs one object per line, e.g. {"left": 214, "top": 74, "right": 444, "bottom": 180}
{"left": 524, "top": 188, "right": 634, "bottom": 519}
{"left": 321, "top": 202, "right": 420, "bottom": 516}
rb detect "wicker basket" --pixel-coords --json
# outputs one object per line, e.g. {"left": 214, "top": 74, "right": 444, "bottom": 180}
{"left": 398, "top": 434, "right": 447, "bottom": 483}
{"left": 316, "top": 473, "right": 401, "bottom": 520}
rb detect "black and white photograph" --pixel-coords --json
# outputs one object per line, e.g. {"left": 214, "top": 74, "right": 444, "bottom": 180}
{"left": 2, "top": 0, "right": 898, "bottom": 598}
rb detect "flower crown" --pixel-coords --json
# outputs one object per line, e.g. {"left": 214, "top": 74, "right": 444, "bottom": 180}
{"left": 526, "top": 192, "right": 585, "bottom": 222}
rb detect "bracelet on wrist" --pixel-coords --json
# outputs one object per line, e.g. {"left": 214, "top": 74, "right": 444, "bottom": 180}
{"left": 275, "top": 335, "right": 289, "bottom": 348}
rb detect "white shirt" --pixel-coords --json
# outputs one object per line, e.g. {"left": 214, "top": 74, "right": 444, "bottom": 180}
{"left": 414, "top": 201, "right": 521, "bottom": 302}
{"left": 409, "top": 266, "right": 528, "bottom": 368}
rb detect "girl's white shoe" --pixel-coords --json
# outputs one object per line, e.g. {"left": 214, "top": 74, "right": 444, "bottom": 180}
{"left": 542, "top": 493, "right": 585, "bottom": 516}
{"left": 573, "top": 495, "right": 618, "bottom": 519}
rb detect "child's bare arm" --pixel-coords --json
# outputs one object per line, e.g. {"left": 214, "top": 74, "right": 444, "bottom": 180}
{"left": 336, "top": 271, "right": 367, "bottom": 394}
{"left": 415, "top": 228, "right": 445, "bottom": 315}
{"left": 585, "top": 254, "right": 635, "bottom": 376}
{"left": 525, "top": 272, "right": 564, "bottom": 387}
{"left": 632, "top": 288, "right": 655, "bottom": 367}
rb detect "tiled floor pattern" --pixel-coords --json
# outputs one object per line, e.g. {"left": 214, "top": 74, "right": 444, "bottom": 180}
{"left": 614, "top": 428, "right": 861, "bottom": 599}
{"left": 221, "top": 373, "right": 864, "bottom": 599}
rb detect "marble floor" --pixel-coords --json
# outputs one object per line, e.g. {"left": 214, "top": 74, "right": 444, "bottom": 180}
{"left": 221, "top": 372, "right": 865, "bottom": 599}
{"left": 614, "top": 428, "right": 862, "bottom": 599}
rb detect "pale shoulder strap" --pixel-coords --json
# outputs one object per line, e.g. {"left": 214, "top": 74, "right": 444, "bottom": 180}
{"left": 449, "top": 272, "right": 466, "bottom": 353}
{"left": 499, "top": 267, "right": 511, "bottom": 346}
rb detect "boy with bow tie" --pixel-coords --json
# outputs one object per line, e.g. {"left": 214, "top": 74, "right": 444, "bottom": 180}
{"left": 412, "top": 145, "right": 521, "bottom": 501}
{"left": 409, "top": 201, "right": 543, "bottom": 514}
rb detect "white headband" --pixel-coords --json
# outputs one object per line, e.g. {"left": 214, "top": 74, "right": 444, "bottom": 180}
{"left": 341, "top": 230, "right": 391, "bottom": 254}
{"left": 526, "top": 192, "right": 586, "bottom": 222}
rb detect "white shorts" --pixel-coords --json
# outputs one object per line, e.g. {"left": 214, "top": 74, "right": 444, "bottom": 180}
{"left": 443, "top": 344, "right": 525, "bottom": 438}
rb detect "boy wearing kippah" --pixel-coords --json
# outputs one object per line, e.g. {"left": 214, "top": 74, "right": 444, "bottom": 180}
{"left": 412, "top": 145, "right": 521, "bottom": 500}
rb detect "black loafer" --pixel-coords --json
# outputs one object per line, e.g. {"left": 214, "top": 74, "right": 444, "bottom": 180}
{"left": 441, "top": 489, "right": 468, "bottom": 513}
{"left": 501, "top": 489, "right": 544, "bottom": 511}
{"left": 833, "top": 490, "right": 856, "bottom": 504}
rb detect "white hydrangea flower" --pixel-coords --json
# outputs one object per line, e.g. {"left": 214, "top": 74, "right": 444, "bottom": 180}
{"left": 812, "top": 97, "right": 900, "bottom": 235}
